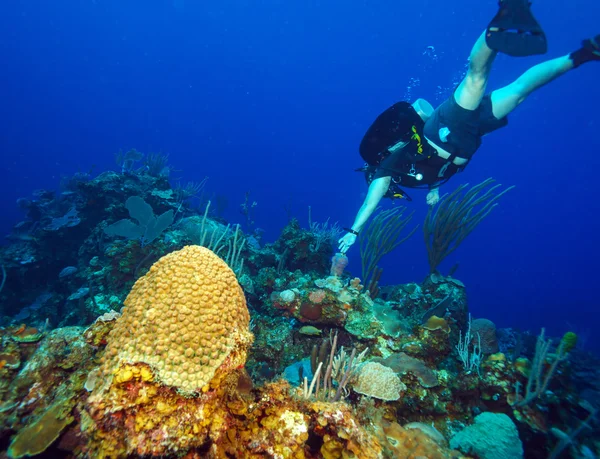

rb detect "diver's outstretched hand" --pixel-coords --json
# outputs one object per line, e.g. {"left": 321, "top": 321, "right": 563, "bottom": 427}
{"left": 338, "top": 233, "right": 357, "bottom": 254}
{"left": 426, "top": 188, "right": 440, "bottom": 206}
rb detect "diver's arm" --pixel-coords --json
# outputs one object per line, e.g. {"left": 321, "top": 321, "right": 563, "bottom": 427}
{"left": 350, "top": 176, "right": 391, "bottom": 232}
{"left": 338, "top": 176, "right": 390, "bottom": 253}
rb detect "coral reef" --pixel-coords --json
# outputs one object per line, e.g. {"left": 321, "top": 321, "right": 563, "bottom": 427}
{"left": 270, "top": 276, "right": 365, "bottom": 327}
{"left": 0, "top": 164, "right": 596, "bottom": 458}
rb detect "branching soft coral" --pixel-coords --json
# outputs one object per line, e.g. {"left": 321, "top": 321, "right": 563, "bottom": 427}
{"left": 424, "top": 178, "right": 514, "bottom": 273}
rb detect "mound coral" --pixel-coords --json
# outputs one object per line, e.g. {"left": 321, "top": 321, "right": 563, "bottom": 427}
{"left": 95, "top": 245, "right": 252, "bottom": 394}
{"left": 83, "top": 246, "right": 253, "bottom": 456}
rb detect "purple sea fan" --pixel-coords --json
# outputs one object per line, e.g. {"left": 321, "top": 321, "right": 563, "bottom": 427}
{"left": 330, "top": 253, "right": 348, "bottom": 277}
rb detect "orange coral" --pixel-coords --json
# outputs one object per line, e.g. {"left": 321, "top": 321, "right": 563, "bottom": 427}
{"left": 11, "top": 326, "right": 44, "bottom": 343}
{"left": 0, "top": 351, "right": 20, "bottom": 370}
{"left": 97, "top": 245, "right": 253, "bottom": 394}
{"left": 12, "top": 324, "right": 26, "bottom": 335}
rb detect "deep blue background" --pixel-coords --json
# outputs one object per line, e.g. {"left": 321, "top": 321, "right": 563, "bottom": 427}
{"left": 1, "top": 1, "right": 598, "bottom": 350}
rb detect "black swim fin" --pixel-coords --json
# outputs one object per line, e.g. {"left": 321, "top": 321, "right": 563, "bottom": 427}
{"left": 570, "top": 35, "right": 600, "bottom": 67}
{"left": 486, "top": 0, "right": 547, "bottom": 57}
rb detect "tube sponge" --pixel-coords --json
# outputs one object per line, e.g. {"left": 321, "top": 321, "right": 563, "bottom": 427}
{"left": 330, "top": 253, "right": 348, "bottom": 277}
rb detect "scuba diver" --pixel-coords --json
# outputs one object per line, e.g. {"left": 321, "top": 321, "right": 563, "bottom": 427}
{"left": 338, "top": 0, "right": 599, "bottom": 254}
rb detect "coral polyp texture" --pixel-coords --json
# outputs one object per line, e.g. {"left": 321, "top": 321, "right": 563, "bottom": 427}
{"left": 96, "top": 245, "right": 252, "bottom": 394}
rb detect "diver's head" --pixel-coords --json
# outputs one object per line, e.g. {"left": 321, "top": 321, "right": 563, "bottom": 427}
{"left": 412, "top": 98, "right": 434, "bottom": 122}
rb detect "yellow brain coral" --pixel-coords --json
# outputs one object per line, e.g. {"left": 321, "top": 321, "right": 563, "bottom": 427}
{"left": 99, "top": 245, "right": 252, "bottom": 394}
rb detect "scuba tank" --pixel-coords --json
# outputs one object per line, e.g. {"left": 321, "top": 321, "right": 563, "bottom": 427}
{"left": 359, "top": 101, "right": 428, "bottom": 167}
{"left": 358, "top": 101, "right": 434, "bottom": 200}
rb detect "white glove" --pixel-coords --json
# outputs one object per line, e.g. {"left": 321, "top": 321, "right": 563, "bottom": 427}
{"left": 338, "top": 232, "right": 357, "bottom": 254}
{"left": 426, "top": 188, "right": 440, "bottom": 206}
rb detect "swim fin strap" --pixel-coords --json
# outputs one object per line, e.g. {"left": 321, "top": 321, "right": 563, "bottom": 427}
{"left": 486, "top": 0, "right": 547, "bottom": 57}
{"left": 570, "top": 35, "right": 600, "bottom": 68}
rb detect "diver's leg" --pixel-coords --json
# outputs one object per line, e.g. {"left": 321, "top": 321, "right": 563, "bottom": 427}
{"left": 454, "top": 31, "right": 498, "bottom": 111}
{"left": 490, "top": 44, "right": 599, "bottom": 119}
{"left": 491, "top": 36, "right": 599, "bottom": 118}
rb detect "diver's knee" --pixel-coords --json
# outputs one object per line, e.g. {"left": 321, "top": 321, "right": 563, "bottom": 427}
{"left": 465, "top": 72, "right": 488, "bottom": 94}
{"left": 467, "top": 58, "right": 491, "bottom": 80}
{"left": 507, "top": 80, "right": 529, "bottom": 104}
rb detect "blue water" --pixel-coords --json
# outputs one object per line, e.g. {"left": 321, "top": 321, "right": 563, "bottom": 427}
{"left": 1, "top": 1, "right": 599, "bottom": 350}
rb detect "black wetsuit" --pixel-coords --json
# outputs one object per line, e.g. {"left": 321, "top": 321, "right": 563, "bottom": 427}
{"left": 370, "top": 149, "right": 462, "bottom": 189}
{"left": 359, "top": 101, "right": 460, "bottom": 199}
{"left": 359, "top": 97, "right": 509, "bottom": 199}
{"left": 423, "top": 94, "right": 508, "bottom": 161}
